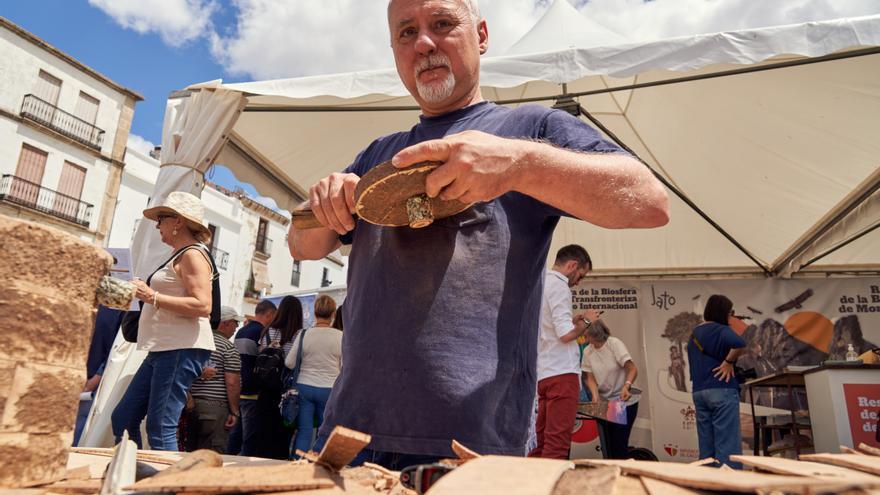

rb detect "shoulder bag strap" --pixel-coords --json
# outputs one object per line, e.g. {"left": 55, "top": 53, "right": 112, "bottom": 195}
{"left": 691, "top": 331, "right": 725, "bottom": 362}
{"left": 290, "top": 328, "right": 309, "bottom": 385}
{"left": 145, "top": 244, "right": 197, "bottom": 285}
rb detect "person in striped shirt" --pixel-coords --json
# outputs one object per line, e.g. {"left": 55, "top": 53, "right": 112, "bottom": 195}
{"left": 187, "top": 306, "right": 243, "bottom": 453}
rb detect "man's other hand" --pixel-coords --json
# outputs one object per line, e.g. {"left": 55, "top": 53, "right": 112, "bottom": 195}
{"left": 391, "top": 130, "right": 528, "bottom": 204}
{"left": 225, "top": 413, "right": 237, "bottom": 430}
{"left": 309, "top": 172, "right": 360, "bottom": 235}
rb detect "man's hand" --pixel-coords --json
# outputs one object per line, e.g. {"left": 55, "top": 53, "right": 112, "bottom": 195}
{"left": 201, "top": 366, "right": 217, "bottom": 380}
{"left": 620, "top": 384, "right": 632, "bottom": 401}
{"left": 583, "top": 309, "right": 600, "bottom": 323}
{"left": 225, "top": 413, "right": 237, "bottom": 430}
{"left": 391, "top": 130, "right": 528, "bottom": 204}
{"left": 713, "top": 361, "right": 735, "bottom": 382}
{"left": 308, "top": 172, "right": 360, "bottom": 235}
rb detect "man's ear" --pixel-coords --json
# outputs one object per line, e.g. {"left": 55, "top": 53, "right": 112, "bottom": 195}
{"left": 477, "top": 19, "right": 488, "bottom": 54}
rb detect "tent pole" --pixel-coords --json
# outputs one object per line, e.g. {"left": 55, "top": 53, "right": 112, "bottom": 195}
{"left": 771, "top": 170, "right": 880, "bottom": 276}
{"left": 576, "top": 104, "right": 772, "bottom": 276}
{"left": 797, "top": 221, "right": 880, "bottom": 271}
{"left": 494, "top": 47, "right": 880, "bottom": 106}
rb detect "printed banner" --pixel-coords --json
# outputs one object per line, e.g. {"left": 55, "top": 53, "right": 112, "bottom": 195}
{"left": 843, "top": 384, "right": 880, "bottom": 448}
{"left": 573, "top": 278, "right": 880, "bottom": 461}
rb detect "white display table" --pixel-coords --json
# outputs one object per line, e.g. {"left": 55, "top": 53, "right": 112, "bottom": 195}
{"left": 803, "top": 364, "right": 880, "bottom": 453}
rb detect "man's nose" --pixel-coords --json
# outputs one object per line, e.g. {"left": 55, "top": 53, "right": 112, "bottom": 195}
{"left": 414, "top": 31, "right": 437, "bottom": 55}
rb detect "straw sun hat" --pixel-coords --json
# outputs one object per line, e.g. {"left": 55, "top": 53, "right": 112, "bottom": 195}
{"left": 143, "top": 191, "right": 212, "bottom": 244}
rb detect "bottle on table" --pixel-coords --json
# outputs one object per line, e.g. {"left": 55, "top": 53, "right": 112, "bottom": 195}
{"left": 845, "top": 344, "right": 859, "bottom": 362}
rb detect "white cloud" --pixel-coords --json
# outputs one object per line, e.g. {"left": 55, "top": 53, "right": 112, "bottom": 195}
{"left": 208, "top": 0, "right": 547, "bottom": 80}
{"left": 127, "top": 134, "right": 156, "bottom": 156}
{"left": 208, "top": 0, "right": 879, "bottom": 80}
{"left": 89, "top": 0, "right": 218, "bottom": 46}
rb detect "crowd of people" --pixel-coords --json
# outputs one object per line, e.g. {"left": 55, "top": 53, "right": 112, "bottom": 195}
{"left": 105, "top": 190, "right": 344, "bottom": 459}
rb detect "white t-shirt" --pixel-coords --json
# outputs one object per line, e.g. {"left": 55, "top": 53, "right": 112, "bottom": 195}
{"left": 285, "top": 326, "right": 343, "bottom": 388}
{"left": 536, "top": 270, "right": 581, "bottom": 381}
{"left": 581, "top": 336, "right": 638, "bottom": 405}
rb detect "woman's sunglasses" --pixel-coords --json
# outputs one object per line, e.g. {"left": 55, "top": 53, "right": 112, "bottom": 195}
{"left": 156, "top": 214, "right": 177, "bottom": 225}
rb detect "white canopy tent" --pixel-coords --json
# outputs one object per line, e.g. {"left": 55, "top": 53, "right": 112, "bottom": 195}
{"left": 181, "top": 12, "right": 880, "bottom": 280}
{"left": 80, "top": 10, "right": 880, "bottom": 447}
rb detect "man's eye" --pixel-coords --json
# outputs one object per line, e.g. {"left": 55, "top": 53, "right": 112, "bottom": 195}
{"left": 400, "top": 28, "right": 416, "bottom": 39}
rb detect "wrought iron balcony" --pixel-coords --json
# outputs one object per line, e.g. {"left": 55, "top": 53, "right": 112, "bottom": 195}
{"left": 0, "top": 174, "right": 93, "bottom": 227}
{"left": 255, "top": 233, "right": 272, "bottom": 257}
{"left": 20, "top": 94, "right": 105, "bottom": 150}
{"left": 211, "top": 246, "right": 229, "bottom": 270}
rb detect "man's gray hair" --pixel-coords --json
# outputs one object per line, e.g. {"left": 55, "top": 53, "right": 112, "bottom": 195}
{"left": 586, "top": 319, "right": 611, "bottom": 344}
{"left": 388, "top": 0, "right": 482, "bottom": 25}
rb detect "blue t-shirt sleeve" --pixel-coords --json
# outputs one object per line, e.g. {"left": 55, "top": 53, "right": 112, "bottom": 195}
{"left": 720, "top": 327, "right": 747, "bottom": 350}
{"left": 539, "top": 109, "right": 628, "bottom": 155}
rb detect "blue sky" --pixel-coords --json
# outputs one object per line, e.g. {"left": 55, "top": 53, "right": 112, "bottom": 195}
{"left": 4, "top": 0, "right": 878, "bottom": 201}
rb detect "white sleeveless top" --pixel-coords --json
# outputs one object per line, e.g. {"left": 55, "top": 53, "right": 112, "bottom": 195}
{"left": 137, "top": 247, "right": 215, "bottom": 353}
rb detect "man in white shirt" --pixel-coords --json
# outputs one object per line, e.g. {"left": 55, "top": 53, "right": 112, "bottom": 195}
{"left": 528, "top": 245, "right": 600, "bottom": 459}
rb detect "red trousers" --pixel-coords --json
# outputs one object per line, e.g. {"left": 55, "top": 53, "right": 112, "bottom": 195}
{"left": 528, "top": 373, "right": 579, "bottom": 459}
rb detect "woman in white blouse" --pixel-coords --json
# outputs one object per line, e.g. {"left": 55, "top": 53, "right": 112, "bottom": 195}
{"left": 581, "top": 320, "right": 639, "bottom": 459}
{"left": 285, "top": 295, "right": 343, "bottom": 456}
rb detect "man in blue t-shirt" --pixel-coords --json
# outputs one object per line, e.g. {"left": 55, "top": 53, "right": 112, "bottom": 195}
{"left": 289, "top": 0, "right": 669, "bottom": 468}
{"left": 230, "top": 299, "right": 276, "bottom": 456}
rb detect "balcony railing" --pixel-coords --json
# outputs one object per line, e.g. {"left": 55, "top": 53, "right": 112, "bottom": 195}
{"left": 0, "top": 174, "right": 93, "bottom": 227}
{"left": 211, "top": 246, "right": 229, "bottom": 270}
{"left": 255, "top": 234, "right": 272, "bottom": 257}
{"left": 20, "top": 94, "right": 105, "bottom": 150}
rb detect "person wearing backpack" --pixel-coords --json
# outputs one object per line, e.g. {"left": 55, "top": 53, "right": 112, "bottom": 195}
{"left": 254, "top": 296, "right": 303, "bottom": 459}
{"left": 110, "top": 192, "right": 215, "bottom": 450}
{"left": 232, "top": 299, "right": 277, "bottom": 456}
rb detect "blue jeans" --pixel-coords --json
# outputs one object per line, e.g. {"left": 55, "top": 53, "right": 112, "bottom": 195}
{"left": 111, "top": 348, "right": 211, "bottom": 450}
{"left": 238, "top": 398, "right": 260, "bottom": 456}
{"left": 292, "top": 384, "right": 332, "bottom": 456}
{"left": 693, "top": 388, "right": 742, "bottom": 469}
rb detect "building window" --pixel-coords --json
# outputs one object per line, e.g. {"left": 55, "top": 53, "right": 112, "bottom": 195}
{"left": 291, "top": 260, "right": 301, "bottom": 287}
{"left": 54, "top": 161, "right": 86, "bottom": 219}
{"left": 255, "top": 218, "right": 272, "bottom": 255}
{"left": 5, "top": 143, "right": 47, "bottom": 205}
{"left": 74, "top": 91, "right": 100, "bottom": 125}
{"left": 207, "top": 224, "right": 217, "bottom": 250}
{"left": 34, "top": 70, "right": 62, "bottom": 106}
{"left": 321, "top": 267, "right": 331, "bottom": 287}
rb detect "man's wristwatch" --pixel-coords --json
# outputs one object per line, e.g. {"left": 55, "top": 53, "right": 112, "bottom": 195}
{"left": 230, "top": 411, "right": 240, "bottom": 418}
{"left": 724, "top": 359, "right": 736, "bottom": 364}
{"left": 580, "top": 316, "right": 592, "bottom": 328}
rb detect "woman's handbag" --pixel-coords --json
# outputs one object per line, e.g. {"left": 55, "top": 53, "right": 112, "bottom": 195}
{"left": 280, "top": 328, "right": 309, "bottom": 428}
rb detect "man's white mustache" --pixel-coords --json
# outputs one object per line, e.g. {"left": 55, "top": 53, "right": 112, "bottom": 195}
{"left": 415, "top": 54, "right": 451, "bottom": 75}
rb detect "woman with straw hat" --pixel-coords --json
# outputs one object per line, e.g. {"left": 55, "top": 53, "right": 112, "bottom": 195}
{"left": 111, "top": 191, "right": 216, "bottom": 450}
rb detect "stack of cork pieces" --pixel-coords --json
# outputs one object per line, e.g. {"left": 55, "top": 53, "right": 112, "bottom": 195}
{"left": 0, "top": 217, "right": 113, "bottom": 488}
{"left": 7, "top": 426, "right": 880, "bottom": 495}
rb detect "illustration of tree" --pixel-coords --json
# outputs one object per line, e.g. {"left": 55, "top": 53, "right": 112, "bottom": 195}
{"left": 662, "top": 311, "right": 702, "bottom": 355}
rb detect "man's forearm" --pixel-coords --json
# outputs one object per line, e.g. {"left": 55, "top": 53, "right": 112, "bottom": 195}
{"left": 512, "top": 141, "right": 669, "bottom": 229}
{"left": 225, "top": 373, "right": 241, "bottom": 415}
{"left": 288, "top": 223, "right": 342, "bottom": 261}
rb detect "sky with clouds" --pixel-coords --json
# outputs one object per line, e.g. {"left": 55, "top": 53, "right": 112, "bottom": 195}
{"left": 3, "top": 0, "right": 878, "bottom": 204}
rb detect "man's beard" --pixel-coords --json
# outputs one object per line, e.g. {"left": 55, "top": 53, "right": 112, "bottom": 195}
{"left": 415, "top": 54, "right": 456, "bottom": 103}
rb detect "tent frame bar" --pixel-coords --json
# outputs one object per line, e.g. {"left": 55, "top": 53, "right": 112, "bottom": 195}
{"left": 241, "top": 47, "right": 880, "bottom": 113}
{"left": 771, "top": 169, "right": 880, "bottom": 275}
